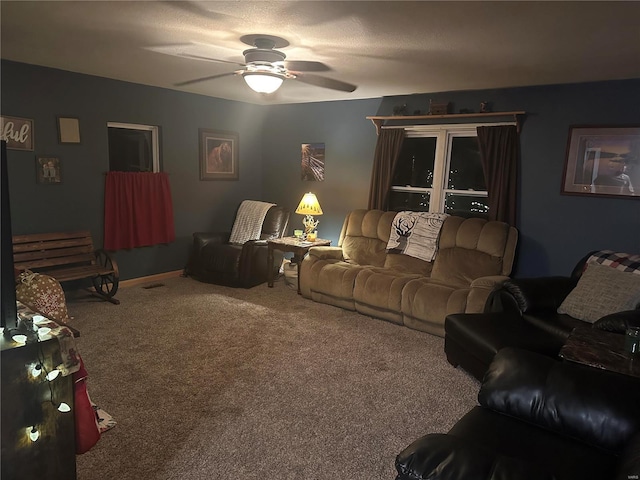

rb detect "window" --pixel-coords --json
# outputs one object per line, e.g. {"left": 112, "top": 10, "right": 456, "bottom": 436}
{"left": 389, "top": 124, "right": 495, "bottom": 218}
{"left": 107, "top": 123, "right": 159, "bottom": 172}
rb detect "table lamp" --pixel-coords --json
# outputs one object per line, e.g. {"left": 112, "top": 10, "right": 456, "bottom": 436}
{"left": 295, "top": 192, "right": 323, "bottom": 240}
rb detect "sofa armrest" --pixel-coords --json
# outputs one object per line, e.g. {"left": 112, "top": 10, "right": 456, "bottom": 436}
{"left": 470, "top": 275, "right": 510, "bottom": 290}
{"left": 307, "top": 246, "right": 344, "bottom": 261}
{"left": 465, "top": 275, "right": 510, "bottom": 313}
{"left": 185, "top": 231, "right": 231, "bottom": 276}
{"left": 486, "top": 276, "right": 579, "bottom": 315}
{"left": 593, "top": 309, "right": 640, "bottom": 334}
{"left": 395, "top": 433, "right": 554, "bottom": 480}
{"left": 479, "top": 347, "right": 640, "bottom": 453}
{"left": 192, "top": 231, "right": 230, "bottom": 248}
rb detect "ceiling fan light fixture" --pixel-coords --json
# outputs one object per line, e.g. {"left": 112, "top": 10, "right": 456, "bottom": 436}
{"left": 242, "top": 72, "right": 284, "bottom": 94}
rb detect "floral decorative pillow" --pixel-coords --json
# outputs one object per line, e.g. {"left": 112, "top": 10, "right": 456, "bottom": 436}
{"left": 557, "top": 263, "right": 640, "bottom": 323}
{"left": 16, "top": 271, "right": 71, "bottom": 324}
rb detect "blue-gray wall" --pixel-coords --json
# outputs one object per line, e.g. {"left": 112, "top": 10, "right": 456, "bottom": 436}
{"left": 2, "top": 60, "right": 639, "bottom": 279}
{"left": 261, "top": 98, "right": 382, "bottom": 245}
{"left": 1, "top": 61, "right": 266, "bottom": 279}
{"left": 264, "top": 80, "right": 640, "bottom": 276}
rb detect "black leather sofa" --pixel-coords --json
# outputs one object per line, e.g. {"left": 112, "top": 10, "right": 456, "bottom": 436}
{"left": 396, "top": 348, "right": 640, "bottom": 480}
{"left": 185, "top": 205, "right": 290, "bottom": 288}
{"left": 445, "top": 251, "right": 640, "bottom": 381}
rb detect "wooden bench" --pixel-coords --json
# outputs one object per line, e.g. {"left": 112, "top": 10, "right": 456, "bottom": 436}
{"left": 12, "top": 231, "right": 120, "bottom": 304}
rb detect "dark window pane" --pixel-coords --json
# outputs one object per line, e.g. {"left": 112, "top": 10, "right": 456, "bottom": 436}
{"left": 444, "top": 193, "right": 489, "bottom": 219}
{"left": 108, "top": 128, "right": 153, "bottom": 172}
{"left": 389, "top": 191, "right": 430, "bottom": 212}
{"left": 448, "top": 137, "right": 485, "bottom": 191}
{"left": 392, "top": 137, "right": 436, "bottom": 188}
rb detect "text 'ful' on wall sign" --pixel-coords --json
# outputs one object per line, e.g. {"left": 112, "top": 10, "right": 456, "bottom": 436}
{"left": 1, "top": 115, "right": 34, "bottom": 151}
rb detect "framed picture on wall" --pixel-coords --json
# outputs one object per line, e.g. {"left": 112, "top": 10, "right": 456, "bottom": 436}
{"left": 199, "top": 129, "right": 239, "bottom": 180}
{"left": 561, "top": 125, "right": 640, "bottom": 198}
{"left": 0, "top": 115, "right": 34, "bottom": 151}
{"left": 301, "top": 143, "right": 325, "bottom": 181}
{"left": 57, "top": 116, "right": 81, "bottom": 144}
{"left": 36, "top": 156, "right": 62, "bottom": 184}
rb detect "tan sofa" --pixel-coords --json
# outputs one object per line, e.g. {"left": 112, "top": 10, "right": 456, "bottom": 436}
{"left": 300, "top": 209, "right": 518, "bottom": 336}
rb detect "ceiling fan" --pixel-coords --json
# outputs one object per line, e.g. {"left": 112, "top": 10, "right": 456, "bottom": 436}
{"left": 173, "top": 34, "right": 357, "bottom": 95}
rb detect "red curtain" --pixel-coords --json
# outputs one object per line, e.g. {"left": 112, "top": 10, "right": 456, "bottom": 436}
{"left": 104, "top": 172, "right": 175, "bottom": 250}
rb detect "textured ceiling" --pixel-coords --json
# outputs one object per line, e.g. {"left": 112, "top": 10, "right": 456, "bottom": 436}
{"left": 2, "top": 1, "right": 640, "bottom": 105}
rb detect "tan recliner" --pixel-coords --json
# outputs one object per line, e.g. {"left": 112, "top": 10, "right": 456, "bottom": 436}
{"left": 300, "top": 209, "right": 518, "bottom": 336}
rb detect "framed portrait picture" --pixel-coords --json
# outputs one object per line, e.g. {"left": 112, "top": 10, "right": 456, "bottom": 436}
{"left": 36, "top": 156, "right": 62, "bottom": 184}
{"left": 0, "top": 115, "right": 34, "bottom": 151}
{"left": 199, "top": 129, "right": 239, "bottom": 180}
{"left": 57, "top": 116, "right": 81, "bottom": 144}
{"left": 561, "top": 125, "right": 640, "bottom": 198}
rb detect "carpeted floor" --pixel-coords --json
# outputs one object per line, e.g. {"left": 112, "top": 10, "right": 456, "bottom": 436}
{"left": 69, "top": 275, "right": 479, "bottom": 480}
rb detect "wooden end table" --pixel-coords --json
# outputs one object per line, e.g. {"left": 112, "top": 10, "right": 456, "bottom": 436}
{"left": 267, "top": 237, "right": 331, "bottom": 294}
{"left": 559, "top": 326, "right": 640, "bottom": 378}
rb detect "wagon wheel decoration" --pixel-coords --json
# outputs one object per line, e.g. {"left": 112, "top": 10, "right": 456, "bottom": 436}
{"left": 92, "top": 249, "right": 120, "bottom": 299}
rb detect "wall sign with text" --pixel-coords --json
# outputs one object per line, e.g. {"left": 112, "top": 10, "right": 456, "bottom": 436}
{"left": 0, "top": 115, "right": 34, "bottom": 151}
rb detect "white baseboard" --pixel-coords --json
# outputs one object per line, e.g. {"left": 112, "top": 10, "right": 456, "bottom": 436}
{"left": 119, "top": 270, "right": 184, "bottom": 288}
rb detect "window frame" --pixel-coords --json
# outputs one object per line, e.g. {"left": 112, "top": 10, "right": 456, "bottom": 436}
{"left": 389, "top": 122, "right": 514, "bottom": 214}
{"left": 107, "top": 122, "right": 160, "bottom": 173}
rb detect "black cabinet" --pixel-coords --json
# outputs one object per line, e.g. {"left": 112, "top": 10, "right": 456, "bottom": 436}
{"left": 1, "top": 332, "right": 76, "bottom": 479}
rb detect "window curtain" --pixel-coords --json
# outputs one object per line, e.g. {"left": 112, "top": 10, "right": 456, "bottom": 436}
{"left": 104, "top": 172, "right": 175, "bottom": 250}
{"left": 476, "top": 125, "right": 519, "bottom": 226}
{"left": 367, "top": 128, "right": 405, "bottom": 210}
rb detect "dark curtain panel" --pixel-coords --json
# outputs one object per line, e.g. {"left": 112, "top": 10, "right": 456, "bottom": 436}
{"left": 477, "top": 125, "right": 519, "bottom": 225}
{"left": 367, "top": 128, "right": 405, "bottom": 210}
{"left": 104, "top": 172, "right": 175, "bottom": 250}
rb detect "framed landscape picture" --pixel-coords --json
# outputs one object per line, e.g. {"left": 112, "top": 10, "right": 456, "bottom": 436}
{"left": 199, "top": 129, "right": 239, "bottom": 180}
{"left": 561, "top": 125, "right": 640, "bottom": 198}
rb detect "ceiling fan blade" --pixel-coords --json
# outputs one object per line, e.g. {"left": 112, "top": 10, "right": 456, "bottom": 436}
{"left": 283, "top": 60, "right": 331, "bottom": 72}
{"left": 160, "top": 1, "right": 239, "bottom": 23}
{"left": 292, "top": 73, "right": 357, "bottom": 92}
{"left": 177, "top": 52, "right": 245, "bottom": 67}
{"left": 174, "top": 71, "right": 239, "bottom": 87}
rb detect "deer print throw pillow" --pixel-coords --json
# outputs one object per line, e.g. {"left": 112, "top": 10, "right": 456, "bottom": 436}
{"left": 386, "top": 212, "right": 449, "bottom": 262}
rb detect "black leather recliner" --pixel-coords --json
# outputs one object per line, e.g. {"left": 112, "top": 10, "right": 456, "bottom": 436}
{"left": 185, "top": 205, "right": 290, "bottom": 288}
{"left": 444, "top": 251, "right": 640, "bottom": 381}
{"left": 396, "top": 348, "right": 640, "bottom": 480}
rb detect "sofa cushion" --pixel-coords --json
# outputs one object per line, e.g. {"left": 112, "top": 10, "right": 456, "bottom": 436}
{"left": 480, "top": 348, "right": 640, "bottom": 453}
{"left": 341, "top": 236, "right": 387, "bottom": 267}
{"left": 402, "top": 278, "right": 469, "bottom": 336}
{"left": 309, "top": 260, "right": 366, "bottom": 309}
{"left": 353, "top": 268, "right": 419, "bottom": 324}
{"left": 383, "top": 253, "right": 433, "bottom": 275}
{"left": 340, "top": 210, "right": 396, "bottom": 267}
{"left": 445, "top": 313, "right": 566, "bottom": 380}
{"left": 438, "top": 217, "right": 512, "bottom": 257}
{"left": 557, "top": 263, "right": 640, "bottom": 323}
{"left": 395, "top": 432, "right": 555, "bottom": 480}
{"left": 431, "top": 248, "right": 505, "bottom": 288}
{"left": 430, "top": 217, "right": 513, "bottom": 287}
{"left": 445, "top": 406, "right": 618, "bottom": 480}
{"left": 522, "top": 312, "right": 585, "bottom": 339}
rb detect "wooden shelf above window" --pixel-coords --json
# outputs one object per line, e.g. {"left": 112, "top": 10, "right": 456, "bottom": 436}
{"left": 366, "top": 111, "right": 526, "bottom": 135}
